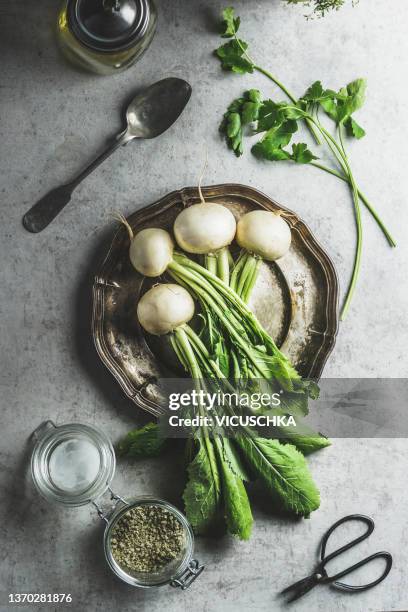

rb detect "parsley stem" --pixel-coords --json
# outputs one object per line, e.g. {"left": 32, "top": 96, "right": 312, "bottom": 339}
{"left": 337, "top": 124, "right": 363, "bottom": 320}
{"left": 253, "top": 66, "right": 297, "bottom": 104}
{"left": 231, "top": 33, "right": 320, "bottom": 145}
{"left": 293, "top": 107, "right": 366, "bottom": 317}
{"left": 310, "top": 163, "right": 396, "bottom": 247}
{"left": 311, "top": 113, "right": 395, "bottom": 246}
{"left": 311, "top": 119, "right": 363, "bottom": 318}
{"left": 304, "top": 116, "right": 364, "bottom": 317}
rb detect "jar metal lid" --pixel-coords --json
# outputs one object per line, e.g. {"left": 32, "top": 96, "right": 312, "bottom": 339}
{"left": 67, "top": 0, "right": 150, "bottom": 53}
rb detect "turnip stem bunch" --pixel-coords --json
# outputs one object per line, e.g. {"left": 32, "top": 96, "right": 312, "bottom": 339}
{"left": 173, "top": 323, "right": 321, "bottom": 527}
{"left": 136, "top": 284, "right": 322, "bottom": 535}
{"left": 171, "top": 325, "right": 253, "bottom": 539}
{"left": 168, "top": 252, "right": 317, "bottom": 409}
{"left": 136, "top": 284, "right": 253, "bottom": 539}
{"left": 230, "top": 250, "right": 261, "bottom": 302}
{"left": 204, "top": 247, "right": 231, "bottom": 285}
{"left": 134, "top": 282, "right": 325, "bottom": 535}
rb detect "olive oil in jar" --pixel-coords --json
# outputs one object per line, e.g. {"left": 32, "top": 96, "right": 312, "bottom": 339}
{"left": 57, "top": 0, "right": 157, "bottom": 75}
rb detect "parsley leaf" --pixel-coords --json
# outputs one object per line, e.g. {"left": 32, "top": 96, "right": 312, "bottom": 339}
{"left": 220, "top": 107, "right": 243, "bottom": 156}
{"left": 307, "top": 78, "right": 367, "bottom": 135}
{"left": 223, "top": 92, "right": 319, "bottom": 166}
{"left": 344, "top": 116, "right": 366, "bottom": 139}
{"left": 335, "top": 79, "right": 366, "bottom": 123}
{"left": 252, "top": 101, "right": 318, "bottom": 167}
{"left": 264, "top": 120, "right": 298, "bottom": 148}
{"left": 215, "top": 39, "right": 254, "bottom": 74}
{"left": 291, "top": 142, "right": 319, "bottom": 163}
{"left": 220, "top": 90, "right": 261, "bottom": 156}
{"left": 320, "top": 97, "right": 339, "bottom": 121}
{"left": 241, "top": 89, "right": 262, "bottom": 124}
{"left": 220, "top": 6, "right": 241, "bottom": 37}
{"left": 256, "top": 100, "right": 286, "bottom": 132}
{"left": 226, "top": 112, "right": 241, "bottom": 138}
{"left": 303, "top": 80, "right": 339, "bottom": 103}
{"left": 257, "top": 100, "right": 304, "bottom": 131}
{"left": 252, "top": 139, "right": 291, "bottom": 161}
{"left": 344, "top": 78, "right": 367, "bottom": 115}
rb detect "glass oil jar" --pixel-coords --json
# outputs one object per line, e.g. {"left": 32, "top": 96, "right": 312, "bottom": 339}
{"left": 31, "top": 421, "right": 204, "bottom": 589}
{"left": 57, "top": 0, "right": 157, "bottom": 75}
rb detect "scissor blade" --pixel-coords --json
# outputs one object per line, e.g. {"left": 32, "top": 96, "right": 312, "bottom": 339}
{"left": 282, "top": 573, "right": 320, "bottom": 602}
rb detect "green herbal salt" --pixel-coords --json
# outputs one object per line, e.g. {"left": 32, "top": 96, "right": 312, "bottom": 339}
{"left": 110, "top": 505, "right": 186, "bottom": 574}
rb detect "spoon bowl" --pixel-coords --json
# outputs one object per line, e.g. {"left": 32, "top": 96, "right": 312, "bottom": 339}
{"left": 23, "top": 78, "right": 192, "bottom": 233}
{"left": 126, "top": 78, "right": 192, "bottom": 139}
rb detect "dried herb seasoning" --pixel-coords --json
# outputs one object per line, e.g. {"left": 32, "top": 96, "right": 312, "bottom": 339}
{"left": 111, "top": 505, "right": 186, "bottom": 574}
{"left": 284, "top": 0, "right": 353, "bottom": 18}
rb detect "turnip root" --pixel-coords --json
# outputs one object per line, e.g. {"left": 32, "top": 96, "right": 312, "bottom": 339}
{"left": 173, "top": 160, "right": 236, "bottom": 285}
{"left": 130, "top": 228, "right": 174, "bottom": 278}
{"left": 231, "top": 210, "right": 292, "bottom": 303}
{"left": 174, "top": 202, "right": 236, "bottom": 256}
{"left": 137, "top": 284, "right": 194, "bottom": 336}
{"left": 173, "top": 202, "right": 236, "bottom": 286}
{"left": 115, "top": 214, "right": 174, "bottom": 278}
{"left": 236, "top": 210, "right": 291, "bottom": 261}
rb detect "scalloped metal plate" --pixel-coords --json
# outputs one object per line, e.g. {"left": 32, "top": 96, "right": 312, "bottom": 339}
{"left": 92, "top": 184, "right": 339, "bottom": 416}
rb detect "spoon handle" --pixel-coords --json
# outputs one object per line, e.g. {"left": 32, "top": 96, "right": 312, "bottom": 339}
{"left": 22, "top": 131, "right": 132, "bottom": 233}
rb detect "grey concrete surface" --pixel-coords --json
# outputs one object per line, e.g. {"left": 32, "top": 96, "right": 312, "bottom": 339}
{"left": 1, "top": 1, "right": 408, "bottom": 611}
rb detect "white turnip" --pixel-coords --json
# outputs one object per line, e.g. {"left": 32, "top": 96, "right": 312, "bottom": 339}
{"left": 174, "top": 202, "right": 236, "bottom": 256}
{"left": 231, "top": 210, "right": 292, "bottom": 302}
{"left": 236, "top": 210, "right": 291, "bottom": 262}
{"left": 115, "top": 214, "right": 174, "bottom": 278}
{"left": 129, "top": 228, "right": 174, "bottom": 278}
{"left": 137, "top": 284, "right": 195, "bottom": 336}
{"left": 173, "top": 162, "right": 236, "bottom": 284}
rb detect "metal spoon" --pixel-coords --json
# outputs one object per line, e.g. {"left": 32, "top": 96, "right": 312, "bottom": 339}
{"left": 23, "top": 77, "right": 192, "bottom": 233}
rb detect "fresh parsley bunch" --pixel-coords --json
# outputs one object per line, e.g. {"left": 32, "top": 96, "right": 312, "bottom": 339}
{"left": 216, "top": 7, "right": 395, "bottom": 319}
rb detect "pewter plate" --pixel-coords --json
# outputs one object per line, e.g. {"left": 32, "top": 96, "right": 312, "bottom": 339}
{"left": 92, "top": 184, "right": 339, "bottom": 417}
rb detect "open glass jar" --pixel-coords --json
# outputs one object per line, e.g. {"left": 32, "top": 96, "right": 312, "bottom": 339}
{"left": 57, "top": 0, "right": 157, "bottom": 75}
{"left": 31, "top": 421, "right": 203, "bottom": 589}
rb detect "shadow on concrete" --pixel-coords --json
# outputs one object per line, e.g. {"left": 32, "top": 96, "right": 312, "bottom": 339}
{"left": 72, "top": 226, "right": 151, "bottom": 427}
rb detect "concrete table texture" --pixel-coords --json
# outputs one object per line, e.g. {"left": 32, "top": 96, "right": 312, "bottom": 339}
{"left": 1, "top": 1, "right": 407, "bottom": 611}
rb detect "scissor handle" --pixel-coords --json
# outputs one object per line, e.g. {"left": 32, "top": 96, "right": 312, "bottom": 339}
{"left": 320, "top": 514, "right": 374, "bottom": 565}
{"left": 318, "top": 514, "right": 393, "bottom": 590}
{"left": 328, "top": 552, "right": 393, "bottom": 591}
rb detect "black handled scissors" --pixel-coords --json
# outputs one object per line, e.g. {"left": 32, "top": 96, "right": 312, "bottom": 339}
{"left": 282, "top": 514, "right": 393, "bottom": 603}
